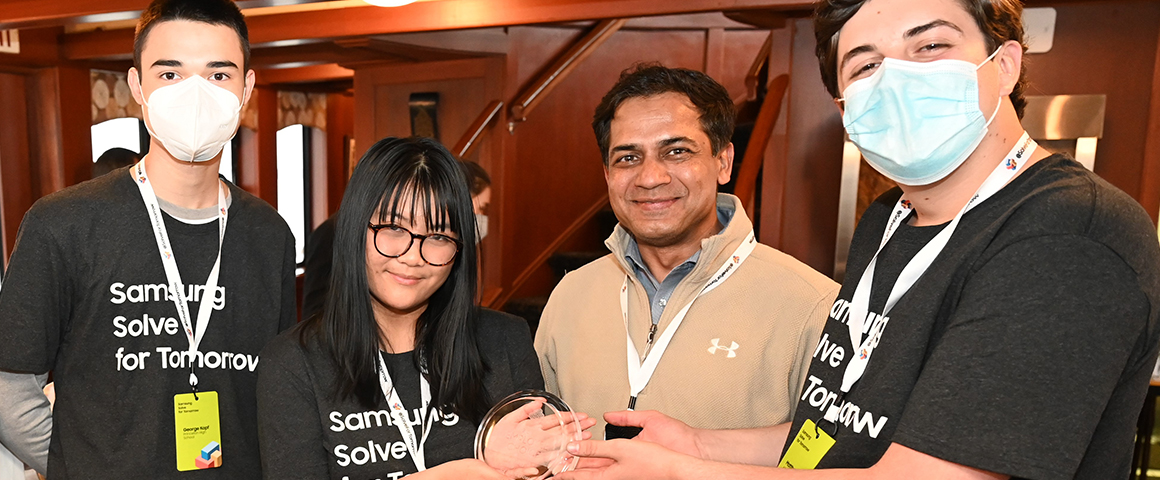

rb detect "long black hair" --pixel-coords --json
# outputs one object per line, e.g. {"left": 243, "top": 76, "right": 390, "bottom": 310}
{"left": 302, "top": 136, "right": 489, "bottom": 421}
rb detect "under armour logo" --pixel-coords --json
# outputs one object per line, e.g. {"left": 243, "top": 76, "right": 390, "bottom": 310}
{"left": 707, "top": 338, "right": 739, "bottom": 358}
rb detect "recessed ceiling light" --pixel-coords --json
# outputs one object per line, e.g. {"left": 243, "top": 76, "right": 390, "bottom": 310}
{"left": 363, "top": 0, "right": 417, "bottom": 6}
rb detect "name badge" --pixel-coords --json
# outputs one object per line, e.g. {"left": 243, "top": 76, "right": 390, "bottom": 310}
{"left": 174, "top": 392, "right": 223, "bottom": 471}
{"left": 778, "top": 419, "right": 834, "bottom": 470}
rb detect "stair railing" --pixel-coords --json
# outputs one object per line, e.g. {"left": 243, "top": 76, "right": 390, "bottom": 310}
{"left": 734, "top": 73, "right": 790, "bottom": 222}
{"left": 489, "top": 194, "right": 610, "bottom": 310}
{"left": 507, "top": 19, "right": 626, "bottom": 133}
{"left": 454, "top": 100, "right": 504, "bottom": 159}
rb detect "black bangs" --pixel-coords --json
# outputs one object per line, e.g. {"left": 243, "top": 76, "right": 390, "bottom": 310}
{"left": 377, "top": 154, "right": 460, "bottom": 237}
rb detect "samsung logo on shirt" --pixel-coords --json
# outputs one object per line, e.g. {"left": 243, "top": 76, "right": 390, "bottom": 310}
{"left": 109, "top": 282, "right": 226, "bottom": 310}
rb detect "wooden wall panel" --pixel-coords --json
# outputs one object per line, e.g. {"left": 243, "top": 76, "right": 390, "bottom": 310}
{"left": 56, "top": 66, "right": 92, "bottom": 189}
{"left": 775, "top": 18, "right": 844, "bottom": 277}
{"left": 716, "top": 29, "right": 775, "bottom": 101}
{"left": 351, "top": 57, "right": 507, "bottom": 295}
{"left": 1028, "top": 1, "right": 1160, "bottom": 210}
{"left": 324, "top": 92, "right": 353, "bottom": 218}
{"left": 0, "top": 73, "right": 32, "bottom": 263}
{"left": 239, "top": 86, "right": 280, "bottom": 206}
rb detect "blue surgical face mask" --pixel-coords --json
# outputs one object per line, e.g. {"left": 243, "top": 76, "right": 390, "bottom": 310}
{"left": 839, "top": 49, "right": 1002, "bottom": 186}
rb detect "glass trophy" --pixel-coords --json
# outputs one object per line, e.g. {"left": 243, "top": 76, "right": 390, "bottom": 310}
{"left": 474, "top": 390, "right": 583, "bottom": 479}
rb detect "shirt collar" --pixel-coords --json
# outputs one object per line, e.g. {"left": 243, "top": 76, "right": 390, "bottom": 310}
{"left": 622, "top": 205, "right": 733, "bottom": 283}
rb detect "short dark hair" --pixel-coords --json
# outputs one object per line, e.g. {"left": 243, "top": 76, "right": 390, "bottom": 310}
{"left": 303, "top": 136, "right": 490, "bottom": 421}
{"left": 813, "top": 0, "right": 1028, "bottom": 118}
{"left": 592, "top": 64, "right": 735, "bottom": 164}
{"left": 92, "top": 147, "right": 140, "bottom": 179}
{"left": 134, "top": 0, "right": 251, "bottom": 74}
{"left": 459, "top": 160, "right": 491, "bottom": 197}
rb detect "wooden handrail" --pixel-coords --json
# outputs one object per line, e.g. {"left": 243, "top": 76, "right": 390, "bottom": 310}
{"left": 453, "top": 100, "right": 503, "bottom": 159}
{"left": 507, "top": 19, "right": 626, "bottom": 132}
{"left": 740, "top": 32, "right": 774, "bottom": 104}
{"left": 734, "top": 73, "right": 790, "bottom": 220}
{"left": 489, "top": 194, "right": 610, "bottom": 310}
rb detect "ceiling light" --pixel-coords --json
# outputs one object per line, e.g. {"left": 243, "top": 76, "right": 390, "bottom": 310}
{"left": 363, "top": 0, "right": 417, "bottom": 6}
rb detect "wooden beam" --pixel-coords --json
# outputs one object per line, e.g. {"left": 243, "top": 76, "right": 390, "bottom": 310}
{"left": 453, "top": 100, "right": 503, "bottom": 159}
{"left": 256, "top": 63, "right": 353, "bottom": 85}
{"left": 334, "top": 37, "right": 485, "bottom": 63}
{"left": 0, "top": 0, "right": 340, "bottom": 29}
{"left": 0, "top": 0, "right": 147, "bottom": 30}
{"left": 63, "top": 0, "right": 813, "bottom": 60}
{"left": 509, "top": 18, "right": 625, "bottom": 130}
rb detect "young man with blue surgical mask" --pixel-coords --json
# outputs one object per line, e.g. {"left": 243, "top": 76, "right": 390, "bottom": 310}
{"left": 555, "top": 0, "right": 1160, "bottom": 478}
{"left": 0, "top": 0, "right": 296, "bottom": 478}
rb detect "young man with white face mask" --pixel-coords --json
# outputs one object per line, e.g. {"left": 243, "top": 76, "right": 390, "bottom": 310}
{"left": 0, "top": 0, "right": 296, "bottom": 478}
{"left": 554, "top": 0, "right": 1160, "bottom": 479}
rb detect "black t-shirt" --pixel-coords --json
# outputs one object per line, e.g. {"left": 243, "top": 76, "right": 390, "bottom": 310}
{"left": 782, "top": 155, "right": 1160, "bottom": 479}
{"left": 0, "top": 167, "right": 298, "bottom": 479}
{"left": 256, "top": 308, "right": 544, "bottom": 480}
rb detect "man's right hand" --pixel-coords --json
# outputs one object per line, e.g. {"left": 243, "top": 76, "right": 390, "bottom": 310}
{"left": 601, "top": 410, "right": 703, "bottom": 459}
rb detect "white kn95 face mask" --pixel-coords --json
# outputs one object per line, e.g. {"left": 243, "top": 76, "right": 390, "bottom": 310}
{"left": 143, "top": 75, "right": 242, "bottom": 163}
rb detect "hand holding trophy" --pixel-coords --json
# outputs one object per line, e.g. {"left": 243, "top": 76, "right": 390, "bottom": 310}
{"left": 474, "top": 390, "right": 593, "bottom": 479}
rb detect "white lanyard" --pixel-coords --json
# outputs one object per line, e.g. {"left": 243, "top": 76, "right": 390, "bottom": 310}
{"left": 133, "top": 160, "right": 227, "bottom": 390}
{"left": 377, "top": 352, "right": 435, "bottom": 472}
{"left": 621, "top": 230, "right": 757, "bottom": 409}
{"left": 824, "top": 133, "right": 1036, "bottom": 422}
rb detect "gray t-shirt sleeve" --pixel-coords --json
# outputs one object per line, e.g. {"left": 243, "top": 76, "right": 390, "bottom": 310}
{"left": 0, "top": 372, "right": 51, "bottom": 474}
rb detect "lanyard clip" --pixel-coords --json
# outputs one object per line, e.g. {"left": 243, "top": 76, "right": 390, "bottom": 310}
{"left": 189, "top": 368, "right": 199, "bottom": 400}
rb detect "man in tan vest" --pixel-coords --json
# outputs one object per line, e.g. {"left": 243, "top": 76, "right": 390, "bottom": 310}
{"left": 535, "top": 64, "right": 838, "bottom": 439}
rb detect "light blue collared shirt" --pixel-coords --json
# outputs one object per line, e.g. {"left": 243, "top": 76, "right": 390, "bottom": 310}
{"left": 623, "top": 206, "right": 734, "bottom": 325}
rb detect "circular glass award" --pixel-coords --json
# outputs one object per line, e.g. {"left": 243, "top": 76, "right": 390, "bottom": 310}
{"left": 474, "top": 390, "right": 582, "bottom": 479}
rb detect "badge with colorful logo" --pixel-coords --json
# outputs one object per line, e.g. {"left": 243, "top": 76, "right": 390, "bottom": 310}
{"left": 899, "top": 199, "right": 912, "bottom": 210}
{"left": 1005, "top": 158, "right": 1018, "bottom": 171}
{"left": 859, "top": 348, "right": 869, "bottom": 360}
{"left": 174, "top": 391, "right": 222, "bottom": 471}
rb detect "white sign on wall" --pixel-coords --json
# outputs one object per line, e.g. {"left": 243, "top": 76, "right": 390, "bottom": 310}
{"left": 1023, "top": 8, "right": 1057, "bottom": 54}
{"left": 0, "top": 29, "right": 19, "bottom": 54}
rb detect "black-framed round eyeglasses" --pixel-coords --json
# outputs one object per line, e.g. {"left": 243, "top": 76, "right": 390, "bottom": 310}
{"left": 368, "top": 223, "right": 460, "bottom": 266}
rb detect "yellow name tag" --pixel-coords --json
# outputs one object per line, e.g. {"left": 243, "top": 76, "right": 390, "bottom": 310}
{"left": 778, "top": 419, "right": 835, "bottom": 469}
{"left": 174, "top": 392, "right": 223, "bottom": 471}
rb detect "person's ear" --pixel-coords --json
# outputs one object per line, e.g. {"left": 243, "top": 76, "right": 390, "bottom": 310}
{"left": 242, "top": 69, "right": 256, "bottom": 107}
{"left": 995, "top": 40, "right": 1023, "bottom": 97}
{"left": 128, "top": 67, "right": 145, "bottom": 106}
{"left": 834, "top": 98, "right": 845, "bottom": 116}
{"left": 717, "top": 143, "right": 734, "bottom": 185}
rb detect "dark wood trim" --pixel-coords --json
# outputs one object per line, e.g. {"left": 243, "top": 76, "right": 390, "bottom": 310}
{"left": 256, "top": 63, "right": 353, "bottom": 86}
{"left": 62, "top": 0, "right": 807, "bottom": 60}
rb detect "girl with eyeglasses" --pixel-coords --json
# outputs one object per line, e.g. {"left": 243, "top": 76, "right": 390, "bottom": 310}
{"left": 256, "top": 137, "right": 579, "bottom": 479}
